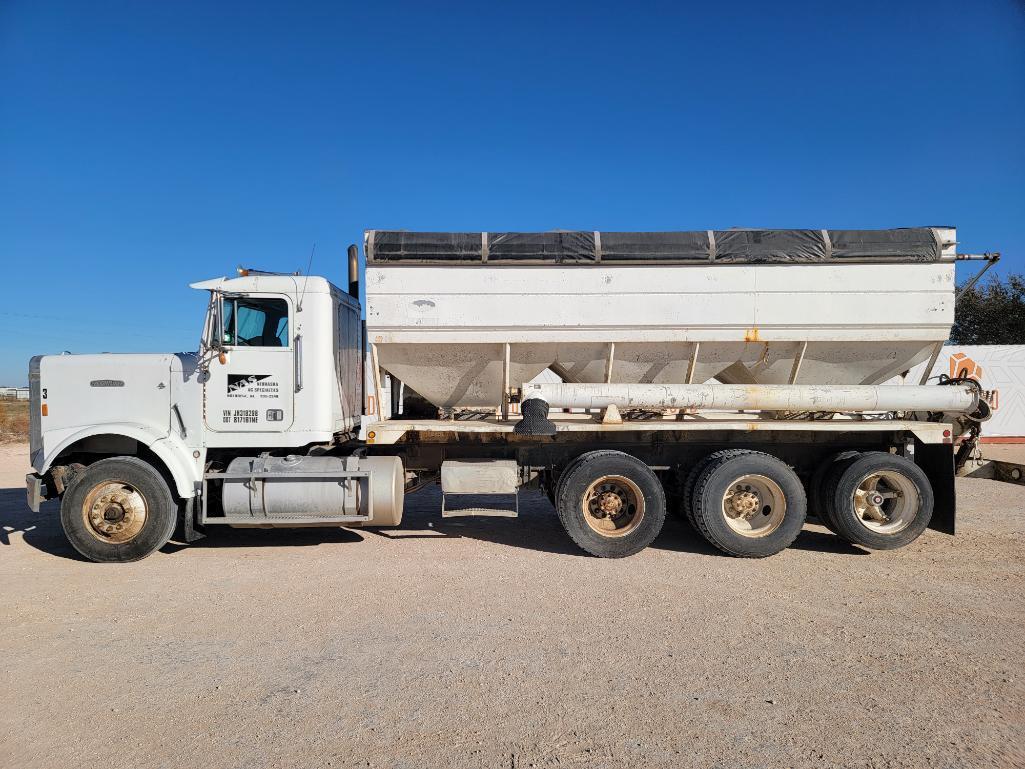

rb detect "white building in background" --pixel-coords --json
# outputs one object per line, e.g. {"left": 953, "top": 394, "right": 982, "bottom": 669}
{"left": 903, "top": 346, "right": 1025, "bottom": 441}
{"left": 1, "top": 387, "right": 30, "bottom": 400}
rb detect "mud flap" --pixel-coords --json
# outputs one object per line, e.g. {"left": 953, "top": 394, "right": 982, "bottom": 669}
{"left": 182, "top": 496, "right": 206, "bottom": 542}
{"left": 915, "top": 440, "right": 955, "bottom": 535}
{"left": 25, "top": 473, "right": 44, "bottom": 513}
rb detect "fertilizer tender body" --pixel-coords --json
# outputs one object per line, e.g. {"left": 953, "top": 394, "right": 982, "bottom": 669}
{"left": 25, "top": 228, "right": 994, "bottom": 562}
{"left": 365, "top": 228, "right": 957, "bottom": 409}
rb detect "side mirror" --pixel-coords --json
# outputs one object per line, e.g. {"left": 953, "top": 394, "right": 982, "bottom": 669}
{"left": 203, "top": 291, "right": 225, "bottom": 354}
{"left": 213, "top": 293, "right": 226, "bottom": 350}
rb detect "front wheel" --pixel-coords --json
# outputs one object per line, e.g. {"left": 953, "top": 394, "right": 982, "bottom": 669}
{"left": 555, "top": 451, "right": 666, "bottom": 558}
{"left": 60, "top": 457, "right": 178, "bottom": 563}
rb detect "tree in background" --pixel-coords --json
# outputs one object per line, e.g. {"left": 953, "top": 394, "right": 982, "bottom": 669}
{"left": 950, "top": 273, "right": 1025, "bottom": 344}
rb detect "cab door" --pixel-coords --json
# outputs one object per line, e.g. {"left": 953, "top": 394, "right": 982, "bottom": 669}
{"left": 204, "top": 293, "right": 295, "bottom": 432}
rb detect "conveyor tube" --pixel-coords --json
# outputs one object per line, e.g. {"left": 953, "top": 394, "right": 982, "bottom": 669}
{"left": 520, "top": 383, "right": 978, "bottom": 414}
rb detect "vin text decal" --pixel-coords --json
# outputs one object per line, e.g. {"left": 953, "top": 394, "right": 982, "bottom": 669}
{"left": 223, "top": 373, "right": 281, "bottom": 424}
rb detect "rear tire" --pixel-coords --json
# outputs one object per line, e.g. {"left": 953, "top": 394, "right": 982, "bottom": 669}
{"left": 552, "top": 450, "right": 622, "bottom": 508}
{"left": 828, "top": 452, "right": 933, "bottom": 550}
{"left": 555, "top": 451, "right": 666, "bottom": 558}
{"left": 691, "top": 451, "right": 807, "bottom": 558}
{"left": 809, "top": 451, "right": 861, "bottom": 532}
{"left": 60, "top": 457, "right": 178, "bottom": 563}
{"left": 682, "top": 450, "right": 754, "bottom": 529}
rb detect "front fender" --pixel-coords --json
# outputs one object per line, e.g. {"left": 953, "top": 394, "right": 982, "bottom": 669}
{"left": 39, "top": 424, "right": 201, "bottom": 499}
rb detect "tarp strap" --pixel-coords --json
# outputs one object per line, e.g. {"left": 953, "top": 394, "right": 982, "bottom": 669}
{"left": 366, "top": 230, "right": 375, "bottom": 262}
{"left": 821, "top": 230, "right": 832, "bottom": 259}
{"left": 594, "top": 231, "right": 602, "bottom": 262}
{"left": 481, "top": 232, "right": 489, "bottom": 263}
{"left": 707, "top": 230, "right": 716, "bottom": 261}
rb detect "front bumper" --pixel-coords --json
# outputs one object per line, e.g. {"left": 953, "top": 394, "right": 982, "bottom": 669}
{"left": 26, "top": 473, "right": 45, "bottom": 513}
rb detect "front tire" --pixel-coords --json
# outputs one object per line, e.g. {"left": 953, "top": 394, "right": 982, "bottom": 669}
{"left": 555, "top": 451, "right": 666, "bottom": 558}
{"left": 60, "top": 457, "right": 178, "bottom": 563}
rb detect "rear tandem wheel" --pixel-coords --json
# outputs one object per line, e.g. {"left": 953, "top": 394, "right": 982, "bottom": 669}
{"left": 690, "top": 450, "right": 807, "bottom": 558}
{"left": 825, "top": 451, "right": 934, "bottom": 550}
{"left": 555, "top": 450, "right": 667, "bottom": 558}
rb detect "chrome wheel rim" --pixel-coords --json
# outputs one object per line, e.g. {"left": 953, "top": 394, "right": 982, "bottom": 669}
{"left": 721, "top": 474, "right": 786, "bottom": 538}
{"left": 582, "top": 475, "right": 644, "bottom": 538}
{"left": 81, "top": 481, "right": 148, "bottom": 544}
{"left": 852, "top": 471, "right": 919, "bottom": 534}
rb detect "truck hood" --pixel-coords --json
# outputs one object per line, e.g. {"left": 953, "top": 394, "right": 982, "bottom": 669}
{"left": 30, "top": 353, "right": 199, "bottom": 471}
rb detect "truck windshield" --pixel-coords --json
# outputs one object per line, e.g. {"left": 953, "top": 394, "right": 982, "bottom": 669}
{"left": 222, "top": 298, "right": 289, "bottom": 347}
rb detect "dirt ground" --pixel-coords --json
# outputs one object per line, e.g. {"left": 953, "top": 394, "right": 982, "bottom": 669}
{"left": 981, "top": 443, "right": 1025, "bottom": 464}
{"left": 1, "top": 441, "right": 1023, "bottom": 769}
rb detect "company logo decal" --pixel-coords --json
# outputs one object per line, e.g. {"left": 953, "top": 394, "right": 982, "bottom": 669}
{"left": 227, "top": 374, "right": 271, "bottom": 394}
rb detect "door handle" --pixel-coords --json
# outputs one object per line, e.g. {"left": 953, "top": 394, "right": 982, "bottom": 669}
{"left": 172, "top": 404, "right": 187, "bottom": 438}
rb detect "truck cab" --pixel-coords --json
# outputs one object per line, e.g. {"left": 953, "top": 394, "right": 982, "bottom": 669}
{"left": 190, "top": 273, "right": 363, "bottom": 443}
{"left": 25, "top": 263, "right": 400, "bottom": 562}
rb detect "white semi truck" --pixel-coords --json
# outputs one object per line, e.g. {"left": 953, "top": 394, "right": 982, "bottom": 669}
{"left": 25, "top": 228, "right": 996, "bottom": 563}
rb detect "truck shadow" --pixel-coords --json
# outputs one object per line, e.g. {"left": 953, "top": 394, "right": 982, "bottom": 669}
{"left": 0, "top": 489, "right": 85, "bottom": 560}
{"left": 0, "top": 487, "right": 368, "bottom": 561}
{"left": 652, "top": 520, "right": 870, "bottom": 557}
{"left": 0, "top": 486, "right": 866, "bottom": 561}
{"left": 160, "top": 526, "right": 365, "bottom": 554}
{"left": 789, "top": 528, "right": 871, "bottom": 555}
{"left": 399, "top": 487, "right": 867, "bottom": 558}
{"left": 395, "top": 486, "right": 584, "bottom": 557}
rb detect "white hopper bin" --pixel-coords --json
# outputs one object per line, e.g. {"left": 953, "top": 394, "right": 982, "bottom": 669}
{"left": 364, "top": 228, "right": 959, "bottom": 410}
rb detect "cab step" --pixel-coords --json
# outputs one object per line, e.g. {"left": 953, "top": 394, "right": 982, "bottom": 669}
{"left": 440, "top": 460, "right": 519, "bottom": 518}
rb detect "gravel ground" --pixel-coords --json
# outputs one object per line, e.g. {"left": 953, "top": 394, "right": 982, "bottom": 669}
{"left": 1, "top": 441, "right": 1023, "bottom": 769}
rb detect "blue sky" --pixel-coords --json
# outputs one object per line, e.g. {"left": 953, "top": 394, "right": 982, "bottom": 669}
{"left": 1, "top": 1, "right": 1023, "bottom": 385}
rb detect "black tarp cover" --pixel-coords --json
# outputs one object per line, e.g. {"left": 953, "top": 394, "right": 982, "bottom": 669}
{"left": 366, "top": 228, "right": 944, "bottom": 264}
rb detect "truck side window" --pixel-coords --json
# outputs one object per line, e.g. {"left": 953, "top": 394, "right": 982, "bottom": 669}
{"left": 222, "top": 298, "right": 289, "bottom": 347}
